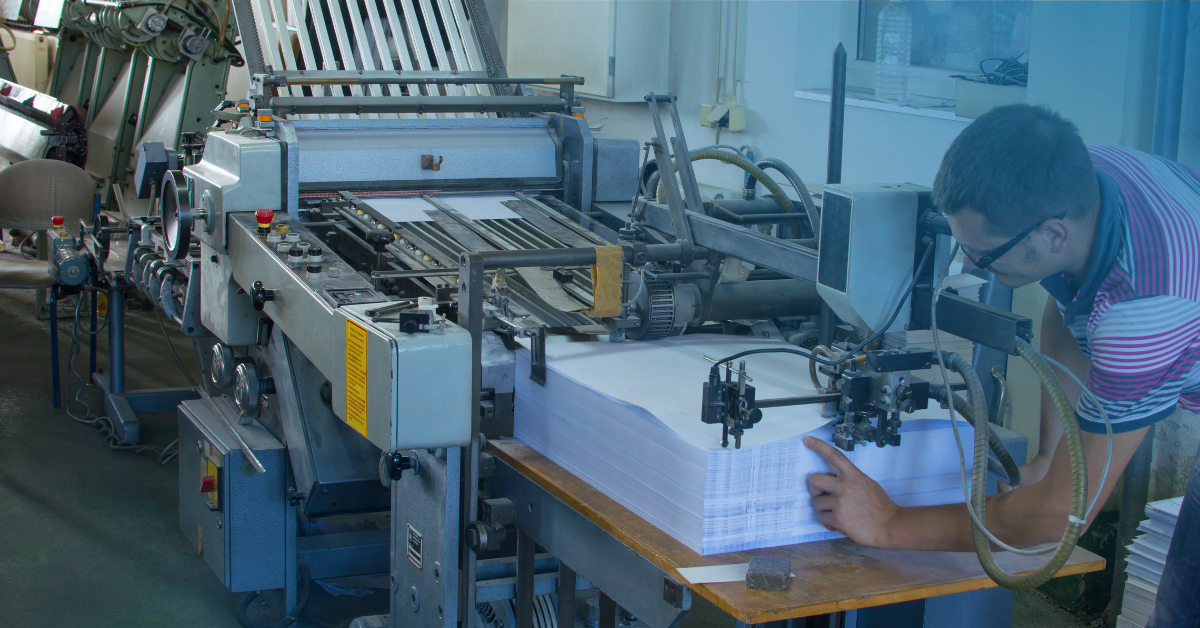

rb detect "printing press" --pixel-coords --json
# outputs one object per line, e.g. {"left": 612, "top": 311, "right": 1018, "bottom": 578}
{"left": 37, "top": 1, "right": 1107, "bottom": 626}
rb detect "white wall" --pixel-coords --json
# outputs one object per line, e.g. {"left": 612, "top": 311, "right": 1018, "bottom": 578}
{"left": 570, "top": 0, "right": 969, "bottom": 195}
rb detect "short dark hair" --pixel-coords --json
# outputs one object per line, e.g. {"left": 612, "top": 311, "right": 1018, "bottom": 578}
{"left": 932, "top": 104, "right": 1098, "bottom": 236}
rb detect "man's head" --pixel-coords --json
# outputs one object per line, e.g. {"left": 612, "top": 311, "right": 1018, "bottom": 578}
{"left": 933, "top": 104, "right": 1100, "bottom": 288}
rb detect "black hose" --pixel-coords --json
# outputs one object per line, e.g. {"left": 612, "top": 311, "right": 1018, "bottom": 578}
{"left": 236, "top": 563, "right": 312, "bottom": 628}
{"left": 930, "top": 380, "right": 1022, "bottom": 488}
{"left": 756, "top": 158, "right": 820, "bottom": 242}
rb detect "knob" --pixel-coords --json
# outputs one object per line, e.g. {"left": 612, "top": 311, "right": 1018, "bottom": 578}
{"left": 387, "top": 451, "right": 419, "bottom": 481}
{"left": 210, "top": 344, "right": 250, "bottom": 388}
{"left": 251, "top": 281, "right": 275, "bottom": 311}
{"left": 233, "top": 362, "right": 275, "bottom": 416}
{"left": 255, "top": 209, "right": 274, "bottom": 231}
{"left": 51, "top": 215, "right": 64, "bottom": 228}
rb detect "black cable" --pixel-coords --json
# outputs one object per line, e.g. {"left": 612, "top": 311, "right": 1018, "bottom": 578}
{"left": 710, "top": 240, "right": 935, "bottom": 374}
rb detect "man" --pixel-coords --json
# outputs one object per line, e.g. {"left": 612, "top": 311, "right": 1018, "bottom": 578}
{"left": 803, "top": 104, "right": 1200, "bottom": 627}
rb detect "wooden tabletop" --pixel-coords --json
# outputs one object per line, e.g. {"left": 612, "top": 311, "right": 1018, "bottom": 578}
{"left": 488, "top": 438, "right": 1105, "bottom": 623}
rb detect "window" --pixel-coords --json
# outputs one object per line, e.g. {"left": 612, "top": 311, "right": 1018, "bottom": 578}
{"left": 858, "top": 1, "right": 1033, "bottom": 74}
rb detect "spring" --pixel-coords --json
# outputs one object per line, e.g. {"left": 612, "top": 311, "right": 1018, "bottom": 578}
{"left": 477, "top": 602, "right": 497, "bottom": 625}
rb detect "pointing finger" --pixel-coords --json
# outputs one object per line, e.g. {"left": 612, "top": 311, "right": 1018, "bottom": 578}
{"left": 804, "top": 435, "right": 857, "bottom": 476}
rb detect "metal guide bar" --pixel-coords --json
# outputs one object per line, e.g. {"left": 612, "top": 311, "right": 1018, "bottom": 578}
{"left": 237, "top": 0, "right": 508, "bottom": 118}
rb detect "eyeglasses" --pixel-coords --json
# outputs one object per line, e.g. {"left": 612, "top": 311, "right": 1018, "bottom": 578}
{"left": 961, "top": 214, "right": 1065, "bottom": 271}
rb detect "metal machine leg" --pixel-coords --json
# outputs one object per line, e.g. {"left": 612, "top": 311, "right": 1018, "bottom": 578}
{"left": 516, "top": 530, "right": 537, "bottom": 628}
{"left": 599, "top": 593, "right": 616, "bottom": 628}
{"left": 89, "top": 289, "right": 97, "bottom": 377}
{"left": 558, "top": 562, "right": 577, "bottom": 628}
{"left": 50, "top": 285, "right": 60, "bottom": 407}
{"left": 92, "top": 287, "right": 198, "bottom": 441}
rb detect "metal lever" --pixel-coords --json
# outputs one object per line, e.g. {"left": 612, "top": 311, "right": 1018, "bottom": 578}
{"left": 644, "top": 92, "right": 696, "bottom": 244}
{"left": 196, "top": 388, "right": 266, "bottom": 474}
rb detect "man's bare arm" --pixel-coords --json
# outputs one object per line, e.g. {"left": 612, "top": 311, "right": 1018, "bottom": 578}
{"left": 1021, "top": 294, "right": 1091, "bottom": 485}
{"left": 805, "top": 418, "right": 1148, "bottom": 552}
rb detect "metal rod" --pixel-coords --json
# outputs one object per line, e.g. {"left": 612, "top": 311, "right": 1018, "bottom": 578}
{"left": 50, "top": 285, "right": 59, "bottom": 408}
{"left": 1108, "top": 425, "right": 1156, "bottom": 620}
{"left": 108, "top": 288, "right": 125, "bottom": 394}
{"left": 89, "top": 288, "right": 97, "bottom": 377}
{"left": 276, "top": 74, "right": 584, "bottom": 86}
{"left": 725, "top": 213, "right": 808, "bottom": 224}
{"left": 755, "top": 393, "right": 841, "bottom": 409}
{"left": 473, "top": 243, "right": 689, "bottom": 270}
{"left": 826, "top": 43, "right": 847, "bottom": 185}
{"left": 515, "top": 530, "right": 536, "bottom": 628}
{"left": 197, "top": 389, "right": 267, "bottom": 475}
{"left": 270, "top": 95, "right": 566, "bottom": 115}
{"left": 599, "top": 593, "right": 617, "bottom": 628}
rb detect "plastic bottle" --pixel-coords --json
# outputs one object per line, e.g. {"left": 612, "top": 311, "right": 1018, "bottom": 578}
{"left": 942, "top": 3, "right": 984, "bottom": 72}
{"left": 874, "top": 0, "right": 912, "bottom": 103}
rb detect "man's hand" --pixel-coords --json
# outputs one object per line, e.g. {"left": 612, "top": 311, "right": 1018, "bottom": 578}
{"left": 804, "top": 435, "right": 901, "bottom": 548}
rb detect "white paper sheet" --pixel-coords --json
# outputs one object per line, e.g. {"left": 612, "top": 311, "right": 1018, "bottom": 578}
{"left": 363, "top": 194, "right": 522, "bottom": 224}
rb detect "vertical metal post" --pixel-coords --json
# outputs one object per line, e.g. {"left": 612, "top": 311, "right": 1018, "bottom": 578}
{"left": 108, "top": 288, "right": 125, "bottom": 394}
{"left": 49, "top": 285, "right": 60, "bottom": 408}
{"left": 557, "top": 562, "right": 577, "bottom": 628}
{"left": 818, "top": 43, "right": 848, "bottom": 350}
{"left": 35, "top": 230, "right": 48, "bottom": 320}
{"left": 599, "top": 592, "right": 617, "bottom": 628}
{"left": 459, "top": 252, "right": 486, "bottom": 624}
{"left": 515, "top": 530, "right": 537, "bottom": 628}
{"left": 1152, "top": 1, "right": 1190, "bottom": 161}
{"left": 89, "top": 289, "right": 97, "bottom": 377}
{"left": 826, "top": 44, "right": 847, "bottom": 186}
{"left": 1108, "top": 425, "right": 1156, "bottom": 621}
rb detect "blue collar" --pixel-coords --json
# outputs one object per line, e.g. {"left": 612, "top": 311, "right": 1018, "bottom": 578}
{"left": 1039, "top": 170, "right": 1125, "bottom": 325}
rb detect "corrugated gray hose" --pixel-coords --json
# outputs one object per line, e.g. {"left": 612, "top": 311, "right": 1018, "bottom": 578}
{"left": 945, "top": 344, "right": 1089, "bottom": 590}
{"left": 656, "top": 149, "right": 796, "bottom": 214}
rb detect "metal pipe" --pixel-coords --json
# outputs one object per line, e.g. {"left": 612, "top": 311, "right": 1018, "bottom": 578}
{"left": 476, "top": 243, "right": 692, "bottom": 270}
{"left": 827, "top": 43, "right": 847, "bottom": 185}
{"left": 278, "top": 75, "right": 584, "bottom": 86}
{"left": 1152, "top": 1, "right": 1190, "bottom": 160}
{"left": 108, "top": 288, "right": 125, "bottom": 394}
{"left": 270, "top": 96, "right": 566, "bottom": 116}
{"left": 704, "top": 279, "right": 822, "bottom": 321}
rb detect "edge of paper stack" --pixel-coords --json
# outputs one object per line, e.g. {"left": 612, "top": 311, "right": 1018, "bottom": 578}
{"left": 1116, "top": 496, "right": 1184, "bottom": 628}
{"left": 513, "top": 335, "right": 975, "bottom": 556}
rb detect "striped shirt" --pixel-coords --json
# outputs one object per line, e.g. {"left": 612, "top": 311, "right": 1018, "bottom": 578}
{"left": 1040, "top": 146, "right": 1200, "bottom": 433}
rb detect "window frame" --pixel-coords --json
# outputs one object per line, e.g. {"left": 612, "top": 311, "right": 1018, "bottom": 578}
{"left": 840, "top": 1, "right": 962, "bottom": 101}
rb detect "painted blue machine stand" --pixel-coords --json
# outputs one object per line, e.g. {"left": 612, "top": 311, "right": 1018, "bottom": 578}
{"left": 92, "top": 286, "right": 198, "bottom": 442}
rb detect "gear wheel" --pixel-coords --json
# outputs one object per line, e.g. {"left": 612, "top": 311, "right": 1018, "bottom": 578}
{"left": 629, "top": 280, "right": 678, "bottom": 340}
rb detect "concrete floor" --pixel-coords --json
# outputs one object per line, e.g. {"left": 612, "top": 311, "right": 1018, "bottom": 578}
{"left": 0, "top": 287, "right": 1092, "bottom": 628}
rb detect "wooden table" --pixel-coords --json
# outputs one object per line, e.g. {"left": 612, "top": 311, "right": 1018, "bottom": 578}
{"left": 488, "top": 438, "right": 1105, "bottom": 624}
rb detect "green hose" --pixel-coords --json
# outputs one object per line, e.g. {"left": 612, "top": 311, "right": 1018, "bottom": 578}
{"left": 656, "top": 149, "right": 796, "bottom": 215}
{"left": 947, "top": 343, "right": 1089, "bottom": 590}
{"left": 936, "top": 384, "right": 1022, "bottom": 488}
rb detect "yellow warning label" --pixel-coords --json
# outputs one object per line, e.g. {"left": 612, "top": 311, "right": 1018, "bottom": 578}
{"left": 205, "top": 458, "right": 219, "bottom": 508}
{"left": 345, "top": 319, "right": 369, "bottom": 437}
{"left": 97, "top": 291, "right": 108, "bottom": 318}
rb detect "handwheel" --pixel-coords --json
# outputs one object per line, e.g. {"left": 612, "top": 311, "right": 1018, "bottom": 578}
{"left": 162, "top": 170, "right": 192, "bottom": 260}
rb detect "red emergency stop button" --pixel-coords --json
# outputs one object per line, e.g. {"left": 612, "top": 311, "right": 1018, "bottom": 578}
{"left": 52, "top": 215, "right": 64, "bottom": 227}
{"left": 200, "top": 475, "right": 216, "bottom": 493}
{"left": 255, "top": 209, "right": 274, "bottom": 230}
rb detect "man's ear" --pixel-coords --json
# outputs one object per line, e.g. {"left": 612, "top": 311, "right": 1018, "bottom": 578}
{"left": 1039, "top": 218, "right": 1070, "bottom": 255}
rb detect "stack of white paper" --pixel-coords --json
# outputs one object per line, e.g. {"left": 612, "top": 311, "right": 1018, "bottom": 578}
{"left": 1117, "top": 497, "right": 1184, "bottom": 628}
{"left": 514, "top": 335, "right": 974, "bottom": 555}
